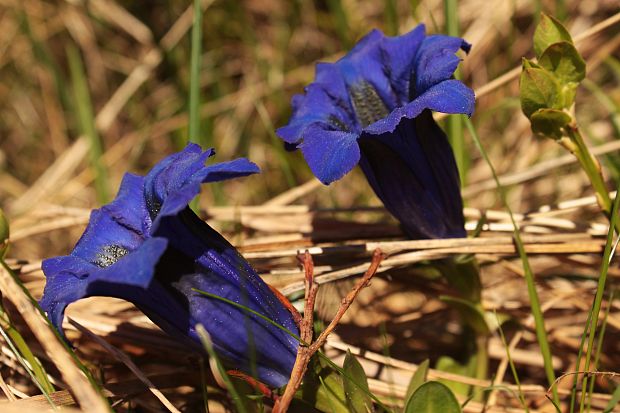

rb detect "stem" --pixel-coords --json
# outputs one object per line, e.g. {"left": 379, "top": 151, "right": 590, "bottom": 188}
{"left": 578, "top": 189, "right": 620, "bottom": 412}
{"left": 473, "top": 334, "right": 489, "bottom": 402}
{"left": 189, "top": 0, "right": 203, "bottom": 145}
{"left": 465, "top": 117, "right": 559, "bottom": 404}
{"left": 563, "top": 125, "right": 620, "bottom": 233}
{"left": 444, "top": 0, "right": 466, "bottom": 185}
{"left": 273, "top": 250, "right": 384, "bottom": 413}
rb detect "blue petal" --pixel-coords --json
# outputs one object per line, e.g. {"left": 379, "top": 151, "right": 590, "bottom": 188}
{"left": 176, "top": 267, "right": 298, "bottom": 387}
{"left": 40, "top": 256, "right": 91, "bottom": 338}
{"left": 276, "top": 86, "right": 354, "bottom": 146}
{"left": 144, "top": 144, "right": 260, "bottom": 229}
{"left": 277, "top": 24, "right": 475, "bottom": 188}
{"left": 381, "top": 25, "right": 426, "bottom": 103}
{"left": 335, "top": 30, "right": 399, "bottom": 110}
{"left": 364, "top": 80, "right": 475, "bottom": 135}
{"left": 72, "top": 174, "right": 150, "bottom": 264}
{"left": 40, "top": 237, "right": 168, "bottom": 339}
{"left": 299, "top": 126, "right": 360, "bottom": 184}
{"left": 359, "top": 115, "right": 466, "bottom": 239}
{"left": 414, "top": 35, "right": 471, "bottom": 96}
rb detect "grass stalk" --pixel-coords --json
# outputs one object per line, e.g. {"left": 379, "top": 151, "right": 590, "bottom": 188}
{"left": 0, "top": 302, "right": 55, "bottom": 396}
{"left": 496, "top": 313, "right": 529, "bottom": 412}
{"left": 189, "top": 0, "right": 204, "bottom": 146}
{"left": 586, "top": 290, "right": 615, "bottom": 413}
{"left": 562, "top": 126, "right": 620, "bottom": 235}
{"left": 444, "top": 0, "right": 466, "bottom": 185}
{"left": 578, "top": 188, "right": 620, "bottom": 412}
{"left": 67, "top": 45, "right": 109, "bottom": 204}
{"left": 464, "top": 116, "right": 558, "bottom": 404}
{"left": 196, "top": 325, "right": 249, "bottom": 413}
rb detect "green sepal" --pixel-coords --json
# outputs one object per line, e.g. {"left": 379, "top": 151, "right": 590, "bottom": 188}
{"left": 404, "top": 381, "right": 462, "bottom": 413}
{"left": 530, "top": 108, "right": 573, "bottom": 139}
{"left": 343, "top": 350, "right": 374, "bottom": 413}
{"left": 534, "top": 13, "right": 573, "bottom": 57}
{"left": 520, "top": 64, "right": 563, "bottom": 118}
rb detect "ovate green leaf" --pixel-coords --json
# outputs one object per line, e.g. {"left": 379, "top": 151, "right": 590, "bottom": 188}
{"left": 404, "top": 381, "right": 462, "bottom": 413}
{"left": 343, "top": 350, "right": 374, "bottom": 413}
{"left": 534, "top": 14, "right": 573, "bottom": 57}
{"left": 520, "top": 65, "right": 562, "bottom": 118}
{"left": 404, "top": 359, "right": 429, "bottom": 404}
{"left": 530, "top": 108, "right": 573, "bottom": 139}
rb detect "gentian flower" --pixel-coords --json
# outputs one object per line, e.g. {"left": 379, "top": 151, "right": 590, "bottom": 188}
{"left": 277, "top": 25, "right": 475, "bottom": 239}
{"left": 40, "top": 144, "right": 300, "bottom": 388}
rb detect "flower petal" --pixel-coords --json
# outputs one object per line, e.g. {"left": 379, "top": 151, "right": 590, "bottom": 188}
{"left": 40, "top": 237, "right": 168, "bottom": 339}
{"left": 359, "top": 115, "right": 466, "bottom": 239}
{"left": 364, "top": 79, "right": 475, "bottom": 135}
{"left": 381, "top": 24, "right": 426, "bottom": 103}
{"left": 299, "top": 126, "right": 360, "bottom": 184}
{"left": 414, "top": 35, "right": 471, "bottom": 96}
{"left": 144, "top": 144, "right": 260, "bottom": 230}
{"left": 176, "top": 270, "right": 298, "bottom": 387}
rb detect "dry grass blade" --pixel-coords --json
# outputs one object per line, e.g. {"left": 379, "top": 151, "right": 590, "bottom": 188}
{"left": 68, "top": 319, "right": 181, "bottom": 413}
{"left": 0, "top": 266, "right": 109, "bottom": 412}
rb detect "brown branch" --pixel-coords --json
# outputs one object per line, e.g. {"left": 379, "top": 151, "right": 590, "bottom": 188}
{"left": 273, "top": 249, "right": 384, "bottom": 413}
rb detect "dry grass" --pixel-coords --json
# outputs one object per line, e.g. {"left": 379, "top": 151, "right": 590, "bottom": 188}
{"left": 0, "top": 0, "right": 619, "bottom": 412}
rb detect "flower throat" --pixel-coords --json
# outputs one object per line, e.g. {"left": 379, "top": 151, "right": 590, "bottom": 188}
{"left": 349, "top": 81, "right": 389, "bottom": 128}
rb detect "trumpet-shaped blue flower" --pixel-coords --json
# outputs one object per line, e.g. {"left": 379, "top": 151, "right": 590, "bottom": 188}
{"left": 40, "top": 144, "right": 300, "bottom": 388}
{"left": 277, "top": 25, "right": 474, "bottom": 239}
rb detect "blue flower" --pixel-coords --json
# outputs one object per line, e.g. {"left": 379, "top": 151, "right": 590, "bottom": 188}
{"left": 40, "top": 144, "right": 300, "bottom": 388}
{"left": 277, "top": 25, "right": 474, "bottom": 239}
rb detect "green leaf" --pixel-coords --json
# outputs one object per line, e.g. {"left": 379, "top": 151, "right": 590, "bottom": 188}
{"left": 0, "top": 209, "right": 8, "bottom": 257}
{"left": 404, "top": 381, "right": 462, "bottom": 413}
{"left": 520, "top": 65, "right": 563, "bottom": 118}
{"left": 440, "top": 296, "right": 489, "bottom": 335}
{"left": 534, "top": 13, "right": 573, "bottom": 57}
{"left": 438, "top": 255, "right": 481, "bottom": 303}
{"left": 435, "top": 356, "right": 473, "bottom": 396}
{"left": 405, "top": 359, "right": 429, "bottom": 404}
{"left": 603, "top": 384, "right": 620, "bottom": 413}
{"left": 538, "top": 41, "right": 585, "bottom": 106}
{"left": 303, "top": 356, "right": 349, "bottom": 413}
{"left": 343, "top": 350, "right": 374, "bottom": 413}
{"left": 539, "top": 42, "right": 585, "bottom": 84}
{"left": 530, "top": 108, "right": 573, "bottom": 139}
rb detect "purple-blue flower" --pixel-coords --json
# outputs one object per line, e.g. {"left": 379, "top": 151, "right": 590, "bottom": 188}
{"left": 40, "top": 144, "right": 300, "bottom": 388}
{"left": 277, "top": 25, "right": 474, "bottom": 239}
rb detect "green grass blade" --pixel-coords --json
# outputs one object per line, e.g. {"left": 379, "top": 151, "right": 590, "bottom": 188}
{"left": 255, "top": 101, "right": 296, "bottom": 188}
{"left": 579, "top": 186, "right": 620, "bottom": 412}
{"left": 464, "top": 116, "right": 558, "bottom": 403}
{"left": 67, "top": 45, "right": 109, "bottom": 204}
{"left": 0, "top": 304, "right": 56, "bottom": 406}
{"left": 196, "top": 324, "right": 249, "bottom": 413}
{"left": 444, "top": 0, "right": 466, "bottom": 185}
{"left": 586, "top": 290, "right": 614, "bottom": 413}
{"left": 189, "top": 0, "right": 204, "bottom": 145}
{"left": 192, "top": 287, "right": 392, "bottom": 411}
{"left": 191, "top": 287, "right": 303, "bottom": 342}
{"left": 495, "top": 312, "right": 529, "bottom": 412}
{"left": 384, "top": 0, "right": 399, "bottom": 35}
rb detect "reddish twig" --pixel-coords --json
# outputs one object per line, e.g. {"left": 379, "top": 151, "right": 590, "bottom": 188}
{"left": 226, "top": 370, "right": 277, "bottom": 401}
{"left": 273, "top": 248, "right": 384, "bottom": 413}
